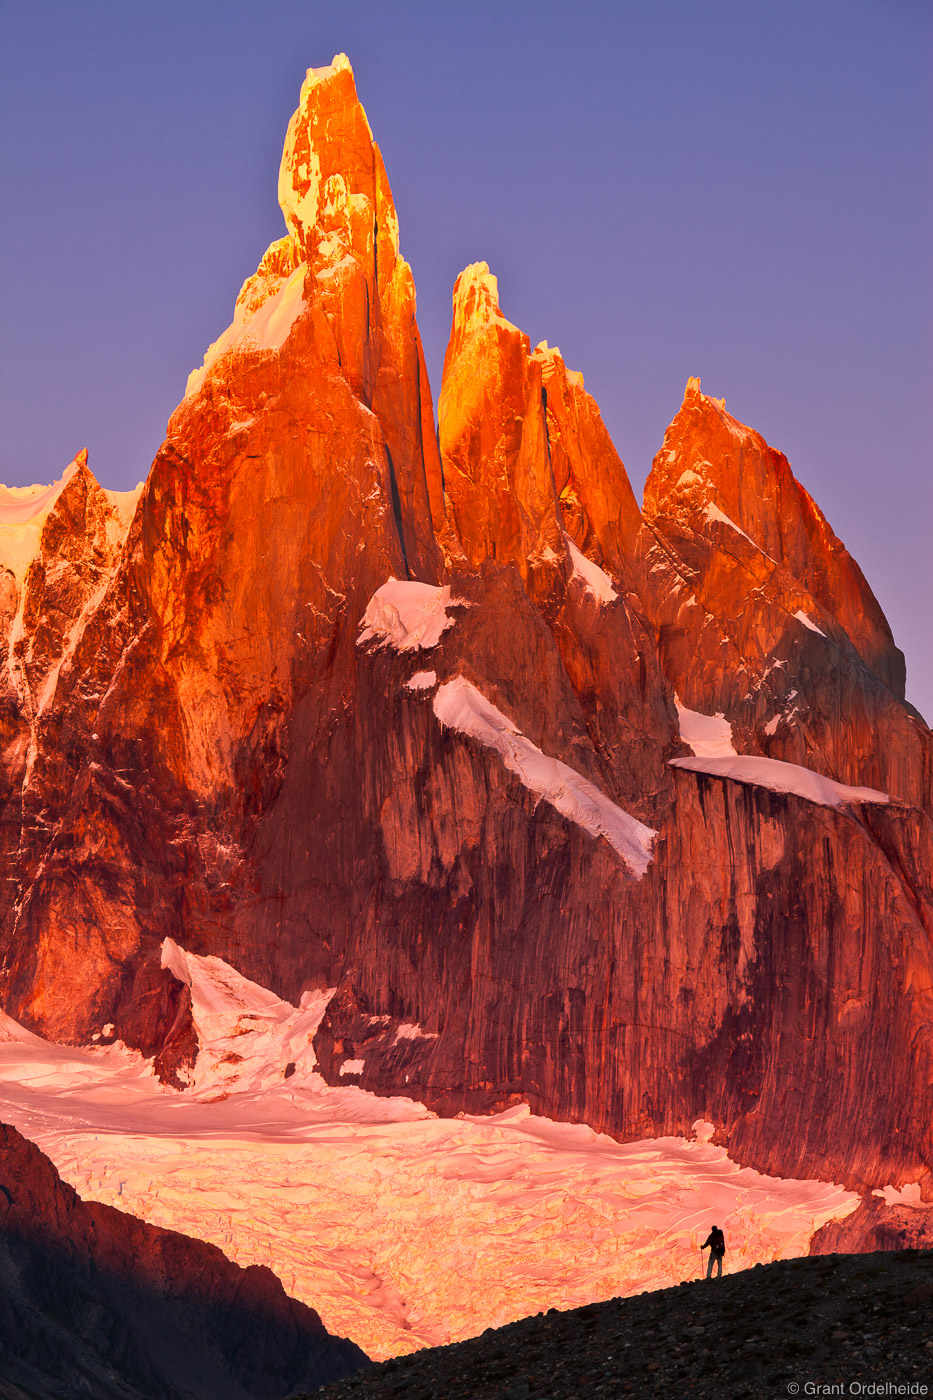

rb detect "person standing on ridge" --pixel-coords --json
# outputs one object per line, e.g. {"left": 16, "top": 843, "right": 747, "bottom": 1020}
{"left": 701, "top": 1225, "right": 726, "bottom": 1278}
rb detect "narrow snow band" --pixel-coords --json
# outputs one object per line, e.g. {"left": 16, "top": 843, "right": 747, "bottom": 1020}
{"left": 702, "top": 500, "right": 778, "bottom": 564}
{"left": 563, "top": 532, "right": 617, "bottom": 603}
{"left": 793, "top": 608, "right": 827, "bottom": 637}
{"left": 670, "top": 754, "right": 889, "bottom": 809}
{"left": 704, "top": 500, "right": 759, "bottom": 550}
{"left": 359, "top": 579, "right": 461, "bottom": 652}
{"left": 433, "top": 676, "right": 657, "bottom": 876}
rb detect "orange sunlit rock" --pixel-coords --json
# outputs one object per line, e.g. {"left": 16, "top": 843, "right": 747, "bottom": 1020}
{"left": 637, "top": 377, "right": 929, "bottom": 809}
{"left": 0, "top": 58, "right": 930, "bottom": 1215}
{"left": 438, "top": 262, "right": 563, "bottom": 587}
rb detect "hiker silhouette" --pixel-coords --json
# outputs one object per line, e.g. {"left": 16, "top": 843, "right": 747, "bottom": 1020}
{"left": 701, "top": 1225, "right": 725, "bottom": 1278}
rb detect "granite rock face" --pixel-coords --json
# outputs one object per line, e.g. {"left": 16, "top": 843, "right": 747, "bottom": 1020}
{"left": 637, "top": 379, "right": 930, "bottom": 810}
{"left": 809, "top": 1194, "right": 933, "bottom": 1254}
{"left": 0, "top": 1121, "right": 367, "bottom": 1399}
{"left": 0, "top": 452, "right": 134, "bottom": 895}
{"left": 0, "top": 55, "right": 930, "bottom": 1201}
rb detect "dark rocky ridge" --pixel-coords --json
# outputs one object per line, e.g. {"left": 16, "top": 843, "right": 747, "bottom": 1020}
{"left": 0, "top": 1122, "right": 367, "bottom": 1400}
{"left": 305, "top": 1250, "right": 933, "bottom": 1400}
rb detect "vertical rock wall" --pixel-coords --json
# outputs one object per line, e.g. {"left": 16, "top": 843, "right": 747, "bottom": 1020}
{"left": 0, "top": 56, "right": 929, "bottom": 1198}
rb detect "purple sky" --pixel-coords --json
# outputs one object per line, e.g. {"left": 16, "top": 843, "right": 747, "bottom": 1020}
{"left": 1, "top": 1, "right": 930, "bottom": 717}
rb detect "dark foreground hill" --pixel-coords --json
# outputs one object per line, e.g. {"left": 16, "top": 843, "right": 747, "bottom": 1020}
{"left": 0, "top": 1122, "right": 367, "bottom": 1400}
{"left": 307, "top": 1250, "right": 933, "bottom": 1400}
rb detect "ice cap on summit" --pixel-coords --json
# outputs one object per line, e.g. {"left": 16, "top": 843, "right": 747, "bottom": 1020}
{"left": 277, "top": 52, "right": 374, "bottom": 243}
{"left": 683, "top": 376, "right": 725, "bottom": 410}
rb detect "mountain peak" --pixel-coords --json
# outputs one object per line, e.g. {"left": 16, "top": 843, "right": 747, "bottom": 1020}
{"left": 532, "top": 341, "right": 585, "bottom": 391}
{"left": 644, "top": 386, "right": 906, "bottom": 698}
{"left": 302, "top": 52, "right": 354, "bottom": 89}
{"left": 448, "top": 261, "right": 522, "bottom": 343}
{"left": 682, "top": 375, "right": 725, "bottom": 412}
{"left": 277, "top": 52, "right": 377, "bottom": 257}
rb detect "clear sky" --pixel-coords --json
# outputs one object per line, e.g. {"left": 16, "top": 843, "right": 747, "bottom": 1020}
{"left": 1, "top": 0, "right": 930, "bottom": 717}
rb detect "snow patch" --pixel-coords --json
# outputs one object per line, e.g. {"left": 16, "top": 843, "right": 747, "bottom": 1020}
{"left": 675, "top": 700, "right": 737, "bottom": 758}
{"left": 185, "top": 263, "right": 308, "bottom": 399}
{"left": 339, "top": 1059, "right": 365, "bottom": 1077}
{"left": 0, "top": 468, "right": 76, "bottom": 527}
{"left": 103, "top": 483, "right": 143, "bottom": 530}
{"left": 405, "top": 670, "right": 437, "bottom": 691}
{"left": 563, "top": 532, "right": 617, "bottom": 603}
{"left": 532, "top": 341, "right": 585, "bottom": 389}
{"left": 872, "top": 1183, "right": 927, "bottom": 1209}
{"left": 703, "top": 501, "right": 760, "bottom": 551}
{"left": 359, "top": 580, "right": 462, "bottom": 652}
{"left": 670, "top": 754, "right": 889, "bottom": 809}
{"left": 794, "top": 609, "right": 827, "bottom": 637}
{"left": 0, "top": 1009, "right": 49, "bottom": 1047}
{"left": 433, "top": 676, "right": 657, "bottom": 877}
{"left": 452, "top": 262, "right": 522, "bottom": 338}
{"left": 280, "top": 144, "right": 323, "bottom": 238}
{"left": 159, "top": 937, "right": 322, "bottom": 1096}
{"left": 393, "top": 1023, "right": 438, "bottom": 1045}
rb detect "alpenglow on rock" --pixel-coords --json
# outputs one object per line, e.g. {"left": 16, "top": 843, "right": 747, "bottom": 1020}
{"left": 0, "top": 56, "right": 930, "bottom": 1206}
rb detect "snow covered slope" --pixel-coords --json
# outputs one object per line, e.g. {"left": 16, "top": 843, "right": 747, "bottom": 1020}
{"left": 0, "top": 948, "right": 857, "bottom": 1361}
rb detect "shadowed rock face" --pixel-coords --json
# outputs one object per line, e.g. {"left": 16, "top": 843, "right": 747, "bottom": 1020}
{"left": 809, "top": 1195, "right": 933, "bottom": 1254}
{"left": 0, "top": 55, "right": 930, "bottom": 1199}
{"left": 0, "top": 1121, "right": 367, "bottom": 1399}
